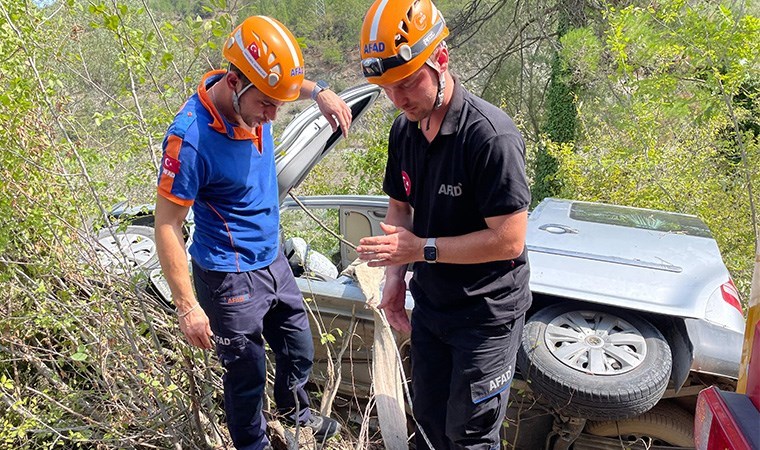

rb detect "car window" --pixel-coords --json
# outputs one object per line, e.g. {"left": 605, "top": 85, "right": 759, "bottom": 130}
{"left": 569, "top": 202, "right": 712, "bottom": 238}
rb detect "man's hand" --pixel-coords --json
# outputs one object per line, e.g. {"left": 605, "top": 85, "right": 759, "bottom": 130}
{"left": 315, "top": 89, "right": 352, "bottom": 137}
{"left": 356, "top": 222, "right": 423, "bottom": 267}
{"left": 179, "top": 306, "right": 213, "bottom": 349}
{"left": 378, "top": 276, "right": 411, "bottom": 333}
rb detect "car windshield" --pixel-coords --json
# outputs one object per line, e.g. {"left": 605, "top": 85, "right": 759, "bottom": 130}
{"left": 569, "top": 202, "right": 712, "bottom": 238}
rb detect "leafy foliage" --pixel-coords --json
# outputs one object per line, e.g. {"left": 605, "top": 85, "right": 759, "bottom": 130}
{"left": 0, "top": 0, "right": 233, "bottom": 447}
{"left": 552, "top": 0, "right": 760, "bottom": 296}
{"left": 0, "top": 0, "right": 386, "bottom": 446}
{"left": 1, "top": 0, "right": 758, "bottom": 447}
{"left": 532, "top": 6, "right": 582, "bottom": 207}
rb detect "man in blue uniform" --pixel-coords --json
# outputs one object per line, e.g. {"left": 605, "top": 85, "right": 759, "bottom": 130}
{"left": 155, "top": 16, "right": 350, "bottom": 450}
{"left": 356, "top": 1, "right": 531, "bottom": 448}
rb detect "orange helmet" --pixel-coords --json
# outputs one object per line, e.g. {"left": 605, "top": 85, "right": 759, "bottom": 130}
{"left": 360, "top": 0, "right": 449, "bottom": 85}
{"left": 223, "top": 16, "right": 304, "bottom": 102}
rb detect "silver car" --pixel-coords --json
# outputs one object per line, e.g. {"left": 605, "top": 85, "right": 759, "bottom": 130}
{"left": 100, "top": 84, "right": 745, "bottom": 449}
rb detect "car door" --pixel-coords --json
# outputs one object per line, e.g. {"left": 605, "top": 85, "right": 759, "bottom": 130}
{"left": 275, "top": 83, "right": 382, "bottom": 204}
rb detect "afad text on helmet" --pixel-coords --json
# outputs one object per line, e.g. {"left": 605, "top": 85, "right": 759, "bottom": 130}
{"left": 290, "top": 67, "right": 303, "bottom": 76}
{"left": 363, "top": 41, "right": 386, "bottom": 54}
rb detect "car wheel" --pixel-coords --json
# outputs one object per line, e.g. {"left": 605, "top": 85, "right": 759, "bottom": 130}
{"left": 517, "top": 304, "right": 672, "bottom": 420}
{"left": 94, "top": 225, "right": 159, "bottom": 274}
{"left": 584, "top": 402, "right": 694, "bottom": 447}
{"left": 147, "top": 267, "right": 173, "bottom": 305}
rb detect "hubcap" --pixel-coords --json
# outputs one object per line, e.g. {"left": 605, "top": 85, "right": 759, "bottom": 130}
{"left": 544, "top": 310, "right": 647, "bottom": 375}
{"left": 97, "top": 231, "right": 156, "bottom": 273}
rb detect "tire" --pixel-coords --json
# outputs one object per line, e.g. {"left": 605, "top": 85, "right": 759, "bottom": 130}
{"left": 94, "top": 225, "right": 159, "bottom": 274}
{"left": 584, "top": 402, "right": 695, "bottom": 448}
{"left": 147, "top": 267, "right": 174, "bottom": 307}
{"left": 517, "top": 304, "right": 672, "bottom": 420}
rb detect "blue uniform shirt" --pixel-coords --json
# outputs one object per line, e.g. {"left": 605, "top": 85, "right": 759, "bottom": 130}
{"left": 157, "top": 70, "right": 279, "bottom": 273}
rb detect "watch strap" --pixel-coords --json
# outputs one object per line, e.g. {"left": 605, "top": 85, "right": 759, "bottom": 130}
{"left": 311, "top": 80, "right": 329, "bottom": 101}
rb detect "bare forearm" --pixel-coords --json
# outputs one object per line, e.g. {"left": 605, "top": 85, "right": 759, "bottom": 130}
{"left": 384, "top": 200, "right": 413, "bottom": 280}
{"left": 299, "top": 79, "right": 316, "bottom": 101}
{"left": 154, "top": 194, "right": 211, "bottom": 348}
{"left": 155, "top": 223, "right": 196, "bottom": 311}
{"left": 435, "top": 229, "right": 524, "bottom": 264}
{"left": 433, "top": 210, "right": 527, "bottom": 264}
{"left": 358, "top": 204, "right": 526, "bottom": 268}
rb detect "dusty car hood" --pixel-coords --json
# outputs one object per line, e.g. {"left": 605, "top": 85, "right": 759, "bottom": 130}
{"left": 526, "top": 198, "right": 731, "bottom": 320}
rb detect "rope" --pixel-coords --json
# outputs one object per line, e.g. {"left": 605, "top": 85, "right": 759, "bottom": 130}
{"left": 288, "top": 192, "right": 435, "bottom": 449}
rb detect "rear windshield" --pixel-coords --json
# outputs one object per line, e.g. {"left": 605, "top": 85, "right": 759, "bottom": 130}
{"left": 569, "top": 203, "right": 712, "bottom": 238}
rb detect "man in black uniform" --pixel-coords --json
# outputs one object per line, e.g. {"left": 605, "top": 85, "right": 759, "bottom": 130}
{"left": 355, "top": 0, "right": 531, "bottom": 448}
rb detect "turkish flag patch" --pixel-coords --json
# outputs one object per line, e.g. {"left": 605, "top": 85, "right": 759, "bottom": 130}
{"left": 163, "top": 155, "right": 181, "bottom": 174}
{"left": 402, "top": 170, "right": 412, "bottom": 196}
{"left": 247, "top": 42, "right": 260, "bottom": 60}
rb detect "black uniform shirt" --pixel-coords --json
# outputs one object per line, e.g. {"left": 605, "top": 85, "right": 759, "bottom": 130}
{"left": 383, "top": 80, "right": 531, "bottom": 325}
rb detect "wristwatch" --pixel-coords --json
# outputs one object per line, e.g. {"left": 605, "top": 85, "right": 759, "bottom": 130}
{"left": 423, "top": 237, "right": 438, "bottom": 263}
{"left": 311, "top": 80, "right": 330, "bottom": 101}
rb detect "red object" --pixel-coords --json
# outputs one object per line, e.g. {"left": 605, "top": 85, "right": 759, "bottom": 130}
{"left": 748, "top": 323, "right": 760, "bottom": 411}
{"left": 721, "top": 280, "right": 743, "bottom": 314}
{"left": 163, "top": 155, "right": 181, "bottom": 174}
{"left": 694, "top": 387, "right": 756, "bottom": 449}
{"left": 694, "top": 320, "right": 760, "bottom": 449}
{"left": 247, "top": 42, "right": 260, "bottom": 59}
{"left": 402, "top": 171, "right": 411, "bottom": 196}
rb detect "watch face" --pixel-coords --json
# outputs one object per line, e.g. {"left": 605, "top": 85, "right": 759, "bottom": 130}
{"left": 424, "top": 245, "right": 437, "bottom": 262}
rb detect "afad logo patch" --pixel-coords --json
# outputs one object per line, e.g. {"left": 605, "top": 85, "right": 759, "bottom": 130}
{"left": 162, "top": 155, "right": 181, "bottom": 178}
{"left": 402, "top": 170, "right": 412, "bottom": 196}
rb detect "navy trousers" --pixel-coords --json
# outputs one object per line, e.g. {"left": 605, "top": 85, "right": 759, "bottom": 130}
{"left": 192, "top": 251, "right": 314, "bottom": 450}
{"left": 410, "top": 308, "right": 525, "bottom": 450}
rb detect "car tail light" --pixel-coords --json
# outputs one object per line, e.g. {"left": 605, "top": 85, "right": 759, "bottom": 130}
{"left": 721, "top": 279, "right": 743, "bottom": 314}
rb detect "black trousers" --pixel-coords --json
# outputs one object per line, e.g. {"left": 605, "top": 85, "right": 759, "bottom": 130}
{"left": 410, "top": 308, "right": 525, "bottom": 450}
{"left": 192, "top": 251, "right": 314, "bottom": 450}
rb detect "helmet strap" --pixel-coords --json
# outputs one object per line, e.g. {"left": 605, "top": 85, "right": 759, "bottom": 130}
{"left": 232, "top": 90, "right": 241, "bottom": 115}
{"left": 435, "top": 71, "right": 445, "bottom": 109}
{"left": 232, "top": 82, "right": 254, "bottom": 116}
{"left": 422, "top": 60, "right": 446, "bottom": 131}
{"left": 425, "top": 59, "right": 445, "bottom": 110}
